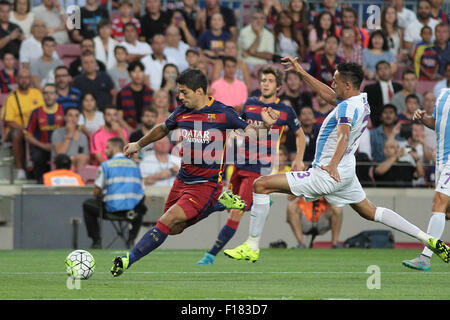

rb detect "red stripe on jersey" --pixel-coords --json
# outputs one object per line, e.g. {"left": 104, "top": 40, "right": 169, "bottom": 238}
{"left": 176, "top": 112, "right": 228, "bottom": 123}
{"left": 245, "top": 105, "right": 288, "bottom": 121}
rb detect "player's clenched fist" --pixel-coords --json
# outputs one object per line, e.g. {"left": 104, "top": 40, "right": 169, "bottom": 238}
{"left": 124, "top": 142, "right": 141, "bottom": 157}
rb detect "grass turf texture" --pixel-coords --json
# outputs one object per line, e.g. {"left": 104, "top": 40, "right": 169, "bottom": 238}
{"left": 0, "top": 248, "right": 449, "bottom": 300}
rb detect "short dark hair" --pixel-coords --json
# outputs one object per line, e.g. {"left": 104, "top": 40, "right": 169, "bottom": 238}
{"left": 176, "top": 68, "right": 208, "bottom": 94}
{"left": 402, "top": 69, "right": 416, "bottom": 79}
{"left": 325, "top": 34, "right": 340, "bottom": 44}
{"left": 41, "top": 36, "right": 56, "bottom": 46}
{"left": 284, "top": 69, "right": 301, "bottom": 82}
{"left": 336, "top": 62, "right": 364, "bottom": 90}
{"left": 97, "top": 18, "right": 111, "bottom": 31}
{"left": 107, "top": 137, "right": 125, "bottom": 151}
{"left": 0, "top": 0, "right": 10, "bottom": 7}
{"left": 54, "top": 154, "right": 72, "bottom": 170}
{"left": 421, "top": 25, "right": 432, "bottom": 34}
{"left": 142, "top": 106, "right": 158, "bottom": 116}
{"left": 103, "top": 105, "right": 117, "bottom": 113}
{"left": 382, "top": 103, "right": 397, "bottom": 115}
{"left": 127, "top": 60, "right": 145, "bottom": 73}
{"left": 54, "top": 65, "right": 69, "bottom": 75}
{"left": 123, "top": 21, "right": 138, "bottom": 32}
{"left": 368, "top": 30, "right": 389, "bottom": 51}
{"left": 64, "top": 106, "right": 80, "bottom": 116}
{"left": 222, "top": 56, "right": 237, "bottom": 65}
{"left": 258, "top": 65, "right": 284, "bottom": 88}
{"left": 375, "top": 60, "right": 390, "bottom": 71}
{"left": 405, "top": 93, "right": 420, "bottom": 104}
{"left": 114, "top": 45, "right": 128, "bottom": 55}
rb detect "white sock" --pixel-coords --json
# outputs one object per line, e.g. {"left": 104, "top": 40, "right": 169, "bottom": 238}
{"left": 247, "top": 193, "right": 270, "bottom": 251}
{"left": 422, "top": 212, "right": 446, "bottom": 257}
{"left": 374, "top": 207, "right": 431, "bottom": 246}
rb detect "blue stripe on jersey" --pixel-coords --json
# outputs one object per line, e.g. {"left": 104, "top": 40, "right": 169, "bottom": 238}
{"left": 439, "top": 90, "right": 450, "bottom": 164}
{"left": 352, "top": 108, "right": 359, "bottom": 127}
{"left": 435, "top": 90, "right": 449, "bottom": 164}
{"left": 313, "top": 114, "right": 338, "bottom": 167}
{"left": 337, "top": 102, "right": 348, "bottom": 118}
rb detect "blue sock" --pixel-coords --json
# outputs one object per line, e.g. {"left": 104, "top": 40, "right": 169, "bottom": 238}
{"left": 208, "top": 220, "right": 238, "bottom": 256}
{"left": 129, "top": 223, "right": 169, "bottom": 267}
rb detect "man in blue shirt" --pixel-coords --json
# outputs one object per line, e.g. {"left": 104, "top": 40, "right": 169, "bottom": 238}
{"left": 82, "top": 137, "right": 147, "bottom": 249}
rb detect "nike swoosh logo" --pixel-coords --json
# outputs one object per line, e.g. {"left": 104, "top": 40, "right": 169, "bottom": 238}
{"left": 189, "top": 198, "right": 198, "bottom": 204}
{"left": 182, "top": 115, "right": 192, "bottom": 119}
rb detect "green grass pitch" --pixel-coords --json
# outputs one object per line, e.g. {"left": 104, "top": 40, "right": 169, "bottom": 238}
{"left": 1, "top": 248, "right": 449, "bottom": 300}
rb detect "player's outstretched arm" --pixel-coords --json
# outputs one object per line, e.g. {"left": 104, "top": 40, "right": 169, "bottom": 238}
{"left": 124, "top": 123, "right": 170, "bottom": 157}
{"left": 281, "top": 56, "right": 337, "bottom": 106}
{"left": 413, "top": 109, "right": 435, "bottom": 130}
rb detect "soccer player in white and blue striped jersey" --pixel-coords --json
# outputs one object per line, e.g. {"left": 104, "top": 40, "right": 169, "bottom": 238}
{"left": 224, "top": 58, "right": 450, "bottom": 264}
{"left": 403, "top": 88, "right": 450, "bottom": 271}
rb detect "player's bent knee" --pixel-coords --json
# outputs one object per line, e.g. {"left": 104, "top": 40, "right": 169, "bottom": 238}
{"left": 253, "top": 176, "right": 268, "bottom": 194}
{"left": 169, "top": 223, "right": 185, "bottom": 235}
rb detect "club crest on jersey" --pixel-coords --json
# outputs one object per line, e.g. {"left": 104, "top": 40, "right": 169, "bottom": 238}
{"left": 207, "top": 113, "right": 216, "bottom": 122}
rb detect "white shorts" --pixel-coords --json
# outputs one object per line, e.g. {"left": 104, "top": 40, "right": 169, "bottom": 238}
{"left": 435, "top": 164, "right": 450, "bottom": 197}
{"left": 286, "top": 167, "right": 366, "bottom": 207}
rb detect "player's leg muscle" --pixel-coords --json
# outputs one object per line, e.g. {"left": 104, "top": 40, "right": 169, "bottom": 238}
{"left": 159, "top": 204, "right": 188, "bottom": 235}
{"left": 350, "top": 198, "right": 377, "bottom": 221}
{"left": 253, "top": 173, "right": 292, "bottom": 194}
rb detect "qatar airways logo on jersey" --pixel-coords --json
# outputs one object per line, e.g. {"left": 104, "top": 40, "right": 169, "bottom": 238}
{"left": 180, "top": 129, "right": 212, "bottom": 144}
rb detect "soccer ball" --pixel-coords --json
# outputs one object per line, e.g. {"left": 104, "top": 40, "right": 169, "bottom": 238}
{"left": 64, "top": 250, "right": 96, "bottom": 280}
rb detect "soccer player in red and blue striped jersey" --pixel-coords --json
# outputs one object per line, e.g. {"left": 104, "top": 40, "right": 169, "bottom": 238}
{"left": 197, "top": 65, "right": 306, "bottom": 265}
{"left": 111, "top": 68, "right": 280, "bottom": 276}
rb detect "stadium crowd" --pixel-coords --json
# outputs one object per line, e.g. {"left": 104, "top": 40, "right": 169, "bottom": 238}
{"left": 0, "top": 0, "right": 448, "bottom": 190}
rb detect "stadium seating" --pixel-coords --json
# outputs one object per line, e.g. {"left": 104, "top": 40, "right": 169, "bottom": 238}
{"left": 56, "top": 43, "right": 81, "bottom": 67}
{"left": 78, "top": 165, "right": 98, "bottom": 185}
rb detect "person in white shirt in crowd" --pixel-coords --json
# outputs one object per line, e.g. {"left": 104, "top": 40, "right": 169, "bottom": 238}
{"left": 32, "top": 0, "right": 69, "bottom": 44}
{"left": 19, "top": 18, "right": 59, "bottom": 69}
{"left": 139, "top": 135, "right": 181, "bottom": 187}
{"left": 121, "top": 21, "right": 152, "bottom": 63}
{"left": 9, "top": 0, "right": 35, "bottom": 39}
{"left": 390, "top": 0, "right": 418, "bottom": 30}
{"left": 163, "top": 25, "right": 189, "bottom": 73}
{"left": 142, "top": 33, "right": 177, "bottom": 90}
{"left": 94, "top": 18, "right": 118, "bottom": 70}
{"left": 78, "top": 92, "right": 105, "bottom": 139}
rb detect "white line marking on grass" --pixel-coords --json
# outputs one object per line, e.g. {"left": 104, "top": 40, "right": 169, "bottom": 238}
{"left": 1, "top": 271, "right": 450, "bottom": 275}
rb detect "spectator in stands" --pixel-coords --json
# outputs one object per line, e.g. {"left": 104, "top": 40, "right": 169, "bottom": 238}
{"left": 121, "top": 22, "right": 152, "bottom": 64}
{"left": 129, "top": 105, "right": 157, "bottom": 144}
{"left": 168, "top": 9, "right": 196, "bottom": 48}
{"left": 94, "top": 19, "right": 118, "bottom": 71}
{"left": 73, "top": 52, "right": 116, "bottom": 109}
{"left": 83, "top": 137, "right": 146, "bottom": 249}
{"left": 108, "top": 45, "right": 131, "bottom": 90}
{"left": 403, "top": 0, "right": 439, "bottom": 58}
{"left": 391, "top": 0, "right": 418, "bottom": 30}
{"left": 316, "top": 0, "right": 341, "bottom": 25}
{"left": 413, "top": 25, "right": 439, "bottom": 81}
{"left": 55, "top": 66, "right": 81, "bottom": 111}
{"left": 25, "top": 83, "right": 64, "bottom": 183}
{"left": 164, "top": 25, "right": 189, "bottom": 73}
{"left": 111, "top": 0, "right": 141, "bottom": 42}
{"left": 1, "top": 68, "right": 44, "bottom": 179}
{"left": 374, "top": 138, "right": 424, "bottom": 187}
{"left": 32, "top": 0, "right": 68, "bottom": 44}
{"left": 391, "top": 70, "right": 423, "bottom": 115}
{"left": 19, "top": 19, "right": 59, "bottom": 69}
{"left": 69, "top": 38, "right": 107, "bottom": 78}
{"left": 397, "top": 94, "right": 420, "bottom": 125}
{"left": 433, "top": 62, "right": 450, "bottom": 97}
{"left": 51, "top": 106, "right": 90, "bottom": 171}
{"left": 117, "top": 61, "right": 154, "bottom": 133}
{"left": 139, "top": 0, "right": 171, "bottom": 43}
{"left": 380, "top": 4, "right": 404, "bottom": 61}
{"left": 43, "top": 154, "right": 85, "bottom": 186}
{"left": 296, "top": 105, "right": 318, "bottom": 163}
{"left": 197, "top": 0, "right": 237, "bottom": 41}
{"left": 152, "top": 89, "right": 170, "bottom": 123}
{"left": 430, "top": 0, "right": 449, "bottom": 23}
{"left": 313, "top": 94, "right": 333, "bottom": 129}
{"left": 279, "top": 70, "right": 312, "bottom": 115}
{"left": 238, "top": 9, "right": 274, "bottom": 68}
{"left": 197, "top": 12, "right": 231, "bottom": 64}
{"left": 256, "top": 0, "right": 282, "bottom": 30}
{"left": 363, "top": 61, "right": 403, "bottom": 127}
{"left": 160, "top": 63, "right": 179, "bottom": 112}
{"left": 287, "top": 0, "right": 309, "bottom": 56}
{"left": 78, "top": 92, "right": 104, "bottom": 138}
{"left": 30, "top": 36, "right": 63, "bottom": 91}
{"left": 0, "top": 51, "right": 18, "bottom": 93}
{"left": 0, "top": 0, "right": 24, "bottom": 59}
{"left": 433, "top": 23, "right": 450, "bottom": 77}
{"left": 273, "top": 9, "right": 305, "bottom": 63}
{"left": 287, "top": 196, "right": 342, "bottom": 248}
{"left": 308, "top": 35, "right": 342, "bottom": 87}
{"left": 362, "top": 30, "right": 397, "bottom": 80}
{"left": 401, "top": 122, "right": 426, "bottom": 169}
{"left": 140, "top": 135, "right": 180, "bottom": 186}
{"left": 210, "top": 56, "right": 248, "bottom": 111}
{"left": 308, "top": 10, "right": 336, "bottom": 57}
{"left": 141, "top": 34, "right": 176, "bottom": 91}
{"left": 177, "top": 0, "right": 201, "bottom": 40}
{"left": 336, "top": 26, "right": 363, "bottom": 65}
{"left": 9, "top": 0, "right": 34, "bottom": 39}
{"left": 90, "top": 105, "right": 128, "bottom": 164}
{"left": 210, "top": 40, "right": 251, "bottom": 92}
{"left": 370, "top": 104, "right": 404, "bottom": 163}
{"left": 337, "top": 6, "right": 369, "bottom": 48}
{"left": 185, "top": 47, "right": 199, "bottom": 68}
{"left": 71, "top": 0, "right": 109, "bottom": 43}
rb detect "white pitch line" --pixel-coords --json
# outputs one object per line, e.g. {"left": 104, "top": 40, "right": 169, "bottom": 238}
{"left": 1, "top": 271, "right": 450, "bottom": 275}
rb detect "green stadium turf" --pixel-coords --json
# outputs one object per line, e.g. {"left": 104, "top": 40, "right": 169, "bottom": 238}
{"left": 0, "top": 248, "right": 449, "bottom": 300}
